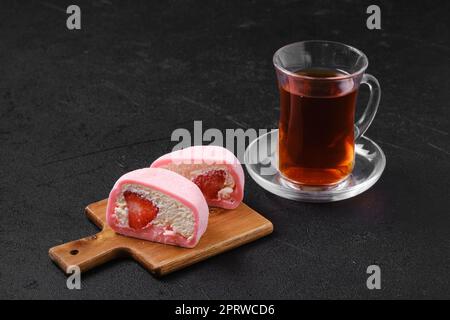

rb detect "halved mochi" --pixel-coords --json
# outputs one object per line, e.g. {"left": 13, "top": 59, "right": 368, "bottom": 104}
{"left": 150, "top": 146, "right": 244, "bottom": 209}
{"left": 106, "top": 168, "right": 208, "bottom": 248}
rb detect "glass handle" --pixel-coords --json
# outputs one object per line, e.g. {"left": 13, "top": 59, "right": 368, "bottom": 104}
{"left": 355, "top": 73, "right": 381, "bottom": 138}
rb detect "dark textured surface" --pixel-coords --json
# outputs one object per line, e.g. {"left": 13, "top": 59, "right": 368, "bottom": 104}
{"left": 0, "top": 0, "right": 449, "bottom": 299}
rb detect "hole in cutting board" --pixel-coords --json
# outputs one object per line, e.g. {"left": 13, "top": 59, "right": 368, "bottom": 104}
{"left": 48, "top": 199, "right": 274, "bottom": 277}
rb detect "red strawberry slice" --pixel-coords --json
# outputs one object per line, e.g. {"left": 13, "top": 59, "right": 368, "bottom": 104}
{"left": 123, "top": 191, "right": 159, "bottom": 230}
{"left": 192, "top": 169, "right": 226, "bottom": 200}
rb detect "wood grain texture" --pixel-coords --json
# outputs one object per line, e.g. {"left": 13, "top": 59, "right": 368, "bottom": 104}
{"left": 49, "top": 199, "right": 273, "bottom": 276}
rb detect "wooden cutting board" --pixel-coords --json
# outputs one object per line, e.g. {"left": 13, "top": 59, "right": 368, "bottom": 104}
{"left": 49, "top": 199, "right": 273, "bottom": 277}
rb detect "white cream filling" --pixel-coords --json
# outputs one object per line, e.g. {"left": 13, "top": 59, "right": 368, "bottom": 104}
{"left": 113, "top": 184, "right": 195, "bottom": 239}
{"left": 161, "top": 163, "right": 235, "bottom": 200}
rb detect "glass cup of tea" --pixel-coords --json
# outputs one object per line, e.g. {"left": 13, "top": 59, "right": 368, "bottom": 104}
{"left": 273, "top": 40, "right": 381, "bottom": 187}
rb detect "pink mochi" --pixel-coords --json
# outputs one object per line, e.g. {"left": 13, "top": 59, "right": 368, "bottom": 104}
{"left": 150, "top": 146, "right": 245, "bottom": 209}
{"left": 106, "top": 168, "right": 208, "bottom": 248}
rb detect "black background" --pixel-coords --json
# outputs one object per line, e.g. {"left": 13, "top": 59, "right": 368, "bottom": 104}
{"left": 0, "top": 0, "right": 448, "bottom": 299}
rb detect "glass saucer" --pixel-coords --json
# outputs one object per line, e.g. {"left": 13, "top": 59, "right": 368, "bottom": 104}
{"left": 244, "top": 130, "right": 386, "bottom": 202}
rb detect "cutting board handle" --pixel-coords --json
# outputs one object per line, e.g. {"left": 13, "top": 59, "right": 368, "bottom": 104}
{"left": 49, "top": 229, "right": 125, "bottom": 273}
